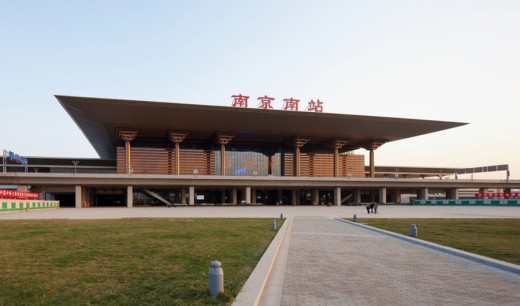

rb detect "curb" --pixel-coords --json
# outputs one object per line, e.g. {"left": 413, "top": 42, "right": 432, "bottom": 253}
{"left": 232, "top": 217, "right": 292, "bottom": 306}
{"left": 335, "top": 218, "right": 520, "bottom": 276}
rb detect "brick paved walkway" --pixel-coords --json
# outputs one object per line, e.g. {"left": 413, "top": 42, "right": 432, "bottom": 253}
{"left": 280, "top": 217, "right": 520, "bottom": 306}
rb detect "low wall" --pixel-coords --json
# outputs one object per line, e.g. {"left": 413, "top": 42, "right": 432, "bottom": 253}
{"left": 0, "top": 199, "right": 59, "bottom": 212}
{"left": 414, "top": 199, "right": 520, "bottom": 206}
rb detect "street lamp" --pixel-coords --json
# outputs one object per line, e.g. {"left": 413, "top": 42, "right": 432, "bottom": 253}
{"left": 193, "top": 167, "right": 198, "bottom": 177}
{"left": 72, "top": 161, "right": 79, "bottom": 174}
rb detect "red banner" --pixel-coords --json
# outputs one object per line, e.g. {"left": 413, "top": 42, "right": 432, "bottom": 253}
{"left": 0, "top": 189, "right": 40, "bottom": 200}
{"left": 475, "top": 192, "right": 519, "bottom": 198}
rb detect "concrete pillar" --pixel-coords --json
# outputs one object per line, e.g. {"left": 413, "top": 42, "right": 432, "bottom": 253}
{"left": 334, "top": 187, "right": 341, "bottom": 206}
{"left": 231, "top": 188, "right": 238, "bottom": 205}
{"left": 447, "top": 188, "right": 459, "bottom": 200}
{"left": 245, "top": 186, "right": 251, "bottom": 203}
{"left": 181, "top": 188, "right": 187, "bottom": 204}
{"left": 127, "top": 186, "right": 133, "bottom": 208}
{"left": 353, "top": 189, "right": 361, "bottom": 204}
{"left": 418, "top": 188, "right": 429, "bottom": 200}
{"left": 251, "top": 188, "right": 256, "bottom": 204}
{"left": 379, "top": 187, "right": 387, "bottom": 204}
{"left": 75, "top": 185, "right": 82, "bottom": 208}
{"left": 292, "top": 190, "right": 298, "bottom": 205}
{"left": 392, "top": 189, "right": 401, "bottom": 204}
{"left": 189, "top": 186, "right": 195, "bottom": 205}
{"left": 312, "top": 189, "right": 320, "bottom": 205}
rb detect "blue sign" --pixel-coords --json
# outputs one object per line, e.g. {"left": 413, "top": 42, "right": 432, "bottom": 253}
{"left": 8, "top": 151, "right": 27, "bottom": 165}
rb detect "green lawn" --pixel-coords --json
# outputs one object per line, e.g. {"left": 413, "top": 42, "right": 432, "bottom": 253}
{"left": 0, "top": 218, "right": 280, "bottom": 305}
{"left": 359, "top": 218, "right": 520, "bottom": 265}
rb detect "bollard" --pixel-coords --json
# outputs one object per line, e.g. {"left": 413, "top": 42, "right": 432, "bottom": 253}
{"left": 280, "top": 213, "right": 284, "bottom": 220}
{"left": 271, "top": 219, "right": 277, "bottom": 231}
{"left": 410, "top": 224, "right": 417, "bottom": 237}
{"left": 209, "top": 260, "right": 224, "bottom": 297}
{"left": 353, "top": 214, "right": 357, "bottom": 222}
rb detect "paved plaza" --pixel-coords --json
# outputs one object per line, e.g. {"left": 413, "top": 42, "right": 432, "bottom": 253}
{"left": 2, "top": 205, "right": 520, "bottom": 220}
{"left": 261, "top": 216, "right": 520, "bottom": 306}
{"left": 2, "top": 205, "right": 520, "bottom": 305}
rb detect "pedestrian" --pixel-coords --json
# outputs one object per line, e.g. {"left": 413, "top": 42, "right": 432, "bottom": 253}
{"left": 373, "top": 201, "right": 378, "bottom": 214}
{"left": 366, "top": 203, "right": 371, "bottom": 214}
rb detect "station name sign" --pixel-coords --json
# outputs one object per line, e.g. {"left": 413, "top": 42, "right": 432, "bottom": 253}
{"left": 231, "top": 94, "right": 324, "bottom": 113}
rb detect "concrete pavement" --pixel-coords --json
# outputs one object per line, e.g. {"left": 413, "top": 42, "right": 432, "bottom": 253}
{"left": 259, "top": 216, "right": 520, "bottom": 306}
{"left": 2, "top": 206, "right": 520, "bottom": 305}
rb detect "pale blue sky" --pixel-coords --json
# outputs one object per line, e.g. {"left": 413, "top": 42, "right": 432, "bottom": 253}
{"left": 1, "top": 1, "right": 519, "bottom": 178}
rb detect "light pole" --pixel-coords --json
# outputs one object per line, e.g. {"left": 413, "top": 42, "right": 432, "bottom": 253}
{"left": 193, "top": 167, "right": 198, "bottom": 177}
{"left": 72, "top": 161, "right": 79, "bottom": 175}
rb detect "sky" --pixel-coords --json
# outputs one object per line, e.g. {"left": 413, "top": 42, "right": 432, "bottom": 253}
{"left": 1, "top": 0, "right": 519, "bottom": 179}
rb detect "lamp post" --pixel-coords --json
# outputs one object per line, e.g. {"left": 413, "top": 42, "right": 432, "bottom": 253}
{"left": 72, "top": 161, "right": 79, "bottom": 175}
{"left": 193, "top": 167, "right": 198, "bottom": 177}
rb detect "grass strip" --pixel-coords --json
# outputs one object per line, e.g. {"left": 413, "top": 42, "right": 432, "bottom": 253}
{"left": 359, "top": 218, "right": 520, "bottom": 265}
{"left": 0, "top": 218, "right": 279, "bottom": 305}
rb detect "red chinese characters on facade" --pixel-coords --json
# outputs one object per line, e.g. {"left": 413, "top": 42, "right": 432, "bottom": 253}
{"left": 231, "top": 94, "right": 249, "bottom": 108}
{"left": 257, "top": 95, "right": 275, "bottom": 109}
{"left": 306, "top": 99, "right": 324, "bottom": 113}
{"left": 282, "top": 97, "right": 300, "bottom": 111}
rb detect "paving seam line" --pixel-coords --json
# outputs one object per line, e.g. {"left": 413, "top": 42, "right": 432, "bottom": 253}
{"left": 335, "top": 218, "right": 520, "bottom": 276}
{"left": 232, "top": 217, "right": 293, "bottom": 306}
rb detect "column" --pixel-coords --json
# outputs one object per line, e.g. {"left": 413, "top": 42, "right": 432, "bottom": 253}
{"left": 215, "top": 133, "right": 234, "bottom": 176}
{"left": 363, "top": 141, "right": 384, "bottom": 178}
{"left": 447, "top": 188, "right": 459, "bottom": 200}
{"left": 127, "top": 186, "right": 133, "bottom": 208}
{"left": 118, "top": 129, "right": 139, "bottom": 174}
{"left": 292, "top": 190, "right": 298, "bottom": 205}
{"left": 245, "top": 186, "right": 251, "bottom": 203}
{"left": 293, "top": 137, "right": 310, "bottom": 177}
{"left": 334, "top": 187, "right": 341, "bottom": 206}
{"left": 231, "top": 188, "right": 238, "bottom": 205}
{"left": 330, "top": 139, "right": 348, "bottom": 177}
{"left": 392, "top": 189, "right": 401, "bottom": 204}
{"left": 353, "top": 189, "right": 361, "bottom": 204}
{"left": 312, "top": 189, "right": 320, "bottom": 205}
{"left": 189, "top": 186, "right": 195, "bottom": 205}
{"left": 251, "top": 188, "right": 256, "bottom": 204}
{"left": 181, "top": 188, "right": 187, "bottom": 204}
{"left": 379, "top": 187, "right": 387, "bottom": 204}
{"left": 75, "top": 185, "right": 82, "bottom": 208}
{"left": 418, "top": 188, "right": 429, "bottom": 200}
{"left": 168, "top": 131, "right": 188, "bottom": 175}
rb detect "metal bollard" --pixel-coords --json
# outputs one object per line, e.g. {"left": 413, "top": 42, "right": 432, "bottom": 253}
{"left": 209, "top": 260, "right": 224, "bottom": 297}
{"left": 353, "top": 214, "right": 357, "bottom": 222}
{"left": 410, "top": 224, "right": 417, "bottom": 237}
{"left": 280, "top": 213, "right": 284, "bottom": 220}
{"left": 271, "top": 219, "right": 277, "bottom": 230}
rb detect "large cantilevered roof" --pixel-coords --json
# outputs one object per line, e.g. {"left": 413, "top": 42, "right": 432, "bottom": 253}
{"left": 56, "top": 95, "right": 467, "bottom": 159}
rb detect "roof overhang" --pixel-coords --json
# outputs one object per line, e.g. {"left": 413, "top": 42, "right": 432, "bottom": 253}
{"left": 56, "top": 95, "right": 467, "bottom": 159}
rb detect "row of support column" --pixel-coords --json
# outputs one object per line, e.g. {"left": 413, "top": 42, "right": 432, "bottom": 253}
{"left": 74, "top": 186, "right": 457, "bottom": 207}
{"left": 119, "top": 128, "right": 386, "bottom": 178}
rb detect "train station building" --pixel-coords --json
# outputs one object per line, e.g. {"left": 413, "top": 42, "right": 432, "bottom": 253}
{"left": 1, "top": 95, "right": 518, "bottom": 208}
